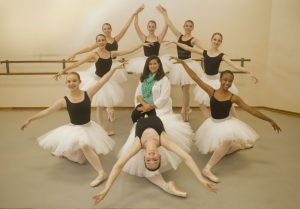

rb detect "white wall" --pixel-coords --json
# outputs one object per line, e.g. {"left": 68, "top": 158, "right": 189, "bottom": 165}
{"left": 0, "top": 0, "right": 299, "bottom": 112}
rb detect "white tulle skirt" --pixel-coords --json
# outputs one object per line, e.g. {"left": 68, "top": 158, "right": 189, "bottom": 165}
{"left": 38, "top": 121, "right": 115, "bottom": 162}
{"left": 167, "top": 58, "right": 204, "bottom": 86}
{"left": 194, "top": 116, "right": 259, "bottom": 154}
{"left": 119, "top": 114, "right": 194, "bottom": 177}
{"left": 125, "top": 54, "right": 173, "bottom": 74}
{"left": 79, "top": 70, "right": 124, "bottom": 107}
{"left": 193, "top": 74, "right": 239, "bottom": 106}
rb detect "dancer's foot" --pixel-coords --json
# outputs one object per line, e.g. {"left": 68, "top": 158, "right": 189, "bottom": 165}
{"left": 165, "top": 181, "right": 187, "bottom": 197}
{"left": 181, "top": 108, "right": 192, "bottom": 122}
{"left": 202, "top": 168, "right": 220, "bottom": 183}
{"left": 240, "top": 143, "right": 254, "bottom": 150}
{"left": 90, "top": 172, "right": 108, "bottom": 187}
{"left": 107, "top": 131, "right": 115, "bottom": 136}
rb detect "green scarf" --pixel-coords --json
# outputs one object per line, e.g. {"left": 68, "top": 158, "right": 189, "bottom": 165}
{"left": 141, "top": 73, "right": 156, "bottom": 104}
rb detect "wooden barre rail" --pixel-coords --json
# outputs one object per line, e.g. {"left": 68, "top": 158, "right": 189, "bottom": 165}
{"left": 0, "top": 58, "right": 251, "bottom": 75}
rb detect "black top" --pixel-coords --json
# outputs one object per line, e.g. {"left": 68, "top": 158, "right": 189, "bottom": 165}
{"left": 144, "top": 37, "right": 160, "bottom": 57}
{"left": 177, "top": 35, "right": 193, "bottom": 60}
{"left": 64, "top": 91, "right": 91, "bottom": 125}
{"left": 105, "top": 39, "right": 118, "bottom": 59}
{"left": 210, "top": 90, "right": 233, "bottom": 119}
{"left": 135, "top": 116, "right": 165, "bottom": 139}
{"left": 203, "top": 50, "right": 224, "bottom": 75}
{"left": 95, "top": 52, "right": 112, "bottom": 77}
{"left": 105, "top": 39, "right": 118, "bottom": 51}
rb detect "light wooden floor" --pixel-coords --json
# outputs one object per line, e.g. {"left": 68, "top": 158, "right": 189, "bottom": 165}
{"left": 0, "top": 108, "right": 299, "bottom": 209}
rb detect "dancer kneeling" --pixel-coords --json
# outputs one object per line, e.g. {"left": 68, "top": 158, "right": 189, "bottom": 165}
{"left": 21, "top": 63, "right": 125, "bottom": 187}
{"left": 170, "top": 56, "right": 281, "bottom": 183}
{"left": 93, "top": 115, "right": 217, "bottom": 205}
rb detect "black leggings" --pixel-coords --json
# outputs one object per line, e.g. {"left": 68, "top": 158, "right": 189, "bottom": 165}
{"left": 131, "top": 104, "right": 156, "bottom": 123}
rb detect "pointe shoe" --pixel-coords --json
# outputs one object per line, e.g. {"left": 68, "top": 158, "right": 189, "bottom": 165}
{"left": 202, "top": 168, "right": 220, "bottom": 183}
{"left": 90, "top": 172, "right": 108, "bottom": 187}
{"left": 165, "top": 181, "right": 187, "bottom": 197}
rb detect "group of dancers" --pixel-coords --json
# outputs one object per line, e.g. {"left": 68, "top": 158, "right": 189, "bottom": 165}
{"left": 20, "top": 4, "right": 281, "bottom": 205}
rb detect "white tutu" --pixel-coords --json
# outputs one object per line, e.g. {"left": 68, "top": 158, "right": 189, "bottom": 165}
{"left": 79, "top": 70, "right": 124, "bottom": 107}
{"left": 125, "top": 54, "right": 173, "bottom": 74}
{"left": 194, "top": 116, "right": 259, "bottom": 154}
{"left": 167, "top": 58, "right": 204, "bottom": 85}
{"left": 193, "top": 74, "right": 239, "bottom": 106}
{"left": 38, "top": 121, "right": 115, "bottom": 158}
{"left": 119, "top": 114, "right": 194, "bottom": 177}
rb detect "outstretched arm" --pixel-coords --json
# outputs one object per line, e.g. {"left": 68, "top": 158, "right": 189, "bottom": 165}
{"left": 160, "top": 132, "right": 217, "bottom": 193}
{"left": 54, "top": 52, "right": 96, "bottom": 80}
{"left": 112, "top": 42, "right": 150, "bottom": 57}
{"left": 87, "top": 62, "right": 126, "bottom": 98}
{"left": 67, "top": 43, "right": 98, "bottom": 61}
{"left": 157, "top": 5, "right": 181, "bottom": 38}
{"left": 233, "top": 95, "right": 281, "bottom": 132}
{"left": 222, "top": 55, "right": 258, "bottom": 83}
{"left": 169, "top": 41, "right": 204, "bottom": 54}
{"left": 93, "top": 139, "right": 141, "bottom": 205}
{"left": 134, "top": 5, "right": 146, "bottom": 42}
{"left": 192, "top": 38, "right": 206, "bottom": 50}
{"left": 20, "top": 99, "right": 65, "bottom": 130}
{"left": 170, "top": 57, "right": 214, "bottom": 96}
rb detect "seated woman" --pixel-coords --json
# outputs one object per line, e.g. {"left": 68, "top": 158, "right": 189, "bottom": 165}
{"left": 93, "top": 115, "right": 217, "bottom": 205}
{"left": 131, "top": 55, "right": 172, "bottom": 123}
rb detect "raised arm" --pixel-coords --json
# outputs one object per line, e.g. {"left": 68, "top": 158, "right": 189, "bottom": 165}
{"left": 233, "top": 95, "right": 281, "bottom": 133}
{"left": 157, "top": 5, "right": 181, "bottom": 38}
{"left": 156, "top": 6, "right": 168, "bottom": 43}
{"left": 67, "top": 43, "right": 98, "bottom": 61}
{"left": 170, "top": 57, "right": 214, "bottom": 96}
{"left": 54, "top": 52, "right": 96, "bottom": 80}
{"left": 87, "top": 62, "right": 125, "bottom": 98}
{"left": 134, "top": 5, "right": 146, "bottom": 42}
{"left": 114, "top": 12, "right": 136, "bottom": 42}
{"left": 160, "top": 132, "right": 217, "bottom": 193}
{"left": 93, "top": 138, "right": 141, "bottom": 205}
{"left": 222, "top": 55, "right": 258, "bottom": 83}
{"left": 20, "top": 99, "right": 65, "bottom": 130}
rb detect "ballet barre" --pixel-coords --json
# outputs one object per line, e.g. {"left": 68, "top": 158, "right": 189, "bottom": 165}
{"left": 0, "top": 58, "right": 251, "bottom": 75}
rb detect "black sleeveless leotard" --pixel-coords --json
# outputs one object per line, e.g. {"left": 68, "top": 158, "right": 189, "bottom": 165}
{"left": 203, "top": 50, "right": 224, "bottom": 75}
{"left": 210, "top": 90, "right": 233, "bottom": 119}
{"left": 177, "top": 35, "right": 193, "bottom": 60}
{"left": 95, "top": 52, "right": 113, "bottom": 77}
{"left": 143, "top": 37, "right": 160, "bottom": 57}
{"left": 135, "top": 116, "right": 165, "bottom": 139}
{"left": 64, "top": 91, "right": 91, "bottom": 125}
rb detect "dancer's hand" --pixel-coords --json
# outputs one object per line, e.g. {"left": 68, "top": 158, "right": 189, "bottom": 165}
{"left": 249, "top": 72, "right": 259, "bottom": 84}
{"left": 143, "top": 42, "right": 152, "bottom": 48}
{"left": 270, "top": 120, "right": 281, "bottom": 133}
{"left": 201, "top": 180, "right": 218, "bottom": 193}
{"left": 53, "top": 71, "right": 64, "bottom": 80}
{"left": 134, "top": 4, "right": 144, "bottom": 15}
{"left": 66, "top": 54, "right": 76, "bottom": 61}
{"left": 114, "top": 61, "right": 128, "bottom": 70}
{"left": 93, "top": 190, "right": 107, "bottom": 205}
{"left": 20, "top": 119, "right": 30, "bottom": 130}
